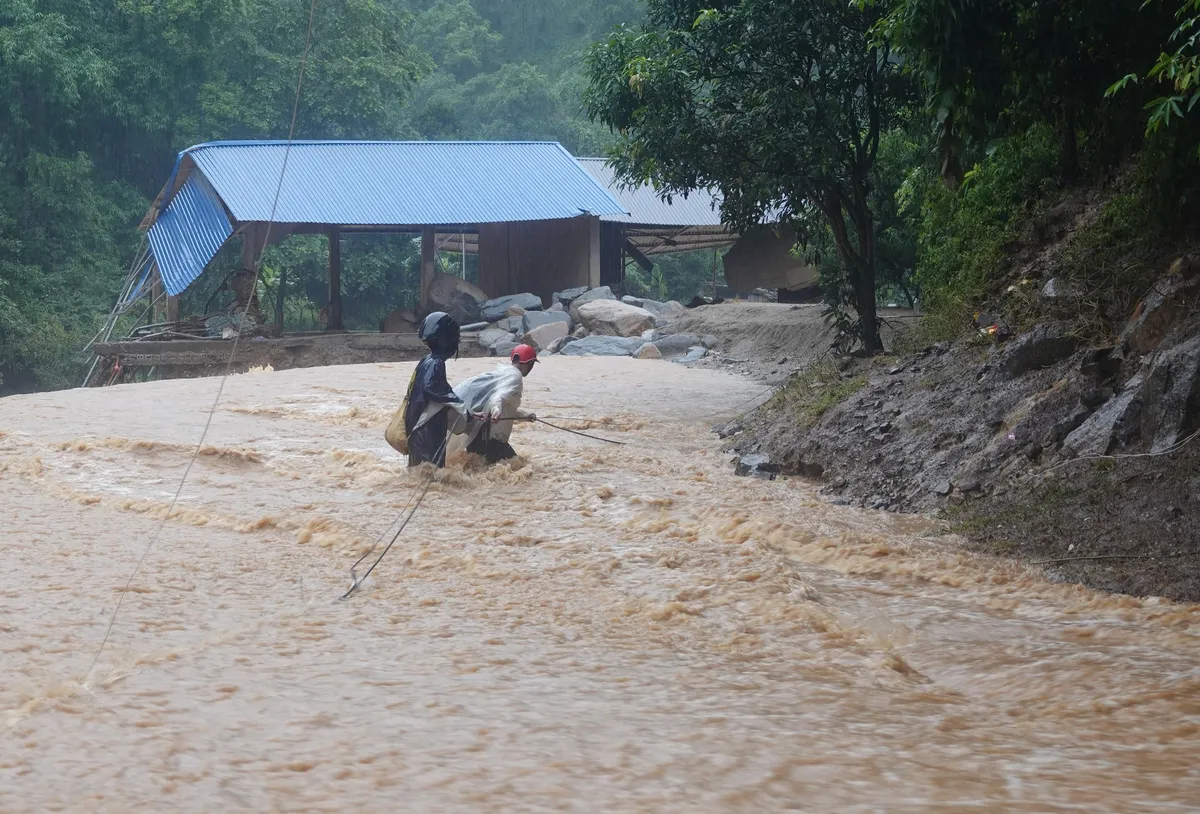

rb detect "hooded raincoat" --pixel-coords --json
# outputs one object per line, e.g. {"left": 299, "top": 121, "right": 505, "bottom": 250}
{"left": 403, "top": 351, "right": 467, "bottom": 467}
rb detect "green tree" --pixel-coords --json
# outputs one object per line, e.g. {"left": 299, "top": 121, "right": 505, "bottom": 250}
{"left": 1109, "top": 0, "right": 1200, "bottom": 148}
{"left": 585, "top": 0, "right": 914, "bottom": 352}
{"left": 877, "top": 0, "right": 1175, "bottom": 184}
{"left": 413, "top": 0, "right": 500, "bottom": 82}
{"left": 0, "top": 0, "right": 430, "bottom": 392}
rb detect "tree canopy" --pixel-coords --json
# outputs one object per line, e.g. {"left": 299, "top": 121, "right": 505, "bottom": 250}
{"left": 5, "top": 0, "right": 1200, "bottom": 391}
{"left": 585, "top": 0, "right": 915, "bottom": 351}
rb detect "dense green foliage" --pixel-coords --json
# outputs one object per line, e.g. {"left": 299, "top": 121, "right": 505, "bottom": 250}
{"left": 7, "top": 0, "right": 1200, "bottom": 391}
{"left": 585, "top": 0, "right": 1200, "bottom": 351}
{"left": 2, "top": 0, "right": 688, "bottom": 393}
{"left": 584, "top": 0, "right": 915, "bottom": 351}
{"left": 0, "top": 0, "right": 432, "bottom": 391}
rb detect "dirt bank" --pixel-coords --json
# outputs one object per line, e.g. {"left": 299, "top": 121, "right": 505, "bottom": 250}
{"left": 724, "top": 273, "right": 1200, "bottom": 602}
{"left": 668, "top": 302, "right": 917, "bottom": 384}
{"left": 670, "top": 303, "right": 834, "bottom": 384}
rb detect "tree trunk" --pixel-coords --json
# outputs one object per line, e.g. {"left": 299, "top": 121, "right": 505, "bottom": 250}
{"left": 818, "top": 191, "right": 882, "bottom": 354}
{"left": 849, "top": 188, "right": 881, "bottom": 354}
{"left": 855, "top": 258, "right": 880, "bottom": 353}
{"left": 1059, "top": 104, "right": 1079, "bottom": 183}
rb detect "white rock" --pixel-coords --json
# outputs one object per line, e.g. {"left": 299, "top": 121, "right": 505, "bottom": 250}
{"left": 478, "top": 328, "right": 510, "bottom": 347}
{"left": 524, "top": 321, "right": 569, "bottom": 351}
{"left": 633, "top": 343, "right": 662, "bottom": 360}
{"left": 568, "top": 286, "right": 617, "bottom": 322}
{"left": 577, "top": 300, "right": 657, "bottom": 338}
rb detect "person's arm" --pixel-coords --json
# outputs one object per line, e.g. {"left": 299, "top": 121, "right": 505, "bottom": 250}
{"left": 485, "top": 370, "right": 530, "bottom": 421}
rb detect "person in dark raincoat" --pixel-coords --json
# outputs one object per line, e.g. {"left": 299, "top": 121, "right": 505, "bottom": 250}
{"left": 404, "top": 312, "right": 470, "bottom": 467}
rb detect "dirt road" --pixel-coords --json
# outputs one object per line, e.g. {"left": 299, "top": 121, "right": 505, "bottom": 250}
{"left": 1, "top": 358, "right": 1197, "bottom": 811}
{"left": 671, "top": 302, "right": 919, "bottom": 383}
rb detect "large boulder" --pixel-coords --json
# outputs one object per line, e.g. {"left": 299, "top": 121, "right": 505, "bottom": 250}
{"left": 477, "top": 327, "right": 511, "bottom": 348}
{"left": 633, "top": 343, "right": 662, "bottom": 360}
{"left": 568, "top": 286, "right": 617, "bottom": 321}
{"left": 546, "top": 335, "right": 577, "bottom": 354}
{"left": 524, "top": 321, "right": 570, "bottom": 351}
{"left": 560, "top": 336, "right": 644, "bottom": 357}
{"left": 577, "top": 300, "right": 656, "bottom": 337}
{"left": 380, "top": 308, "right": 419, "bottom": 334}
{"left": 672, "top": 346, "right": 709, "bottom": 365}
{"left": 488, "top": 340, "right": 520, "bottom": 359}
{"left": 1140, "top": 334, "right": 1200, "bottom": 452}
{"left": 481, "top": 293, "right": 543, "bottom": 322}
{"left": 1064, "top": 373, "right": 1145, "bottom": 456}
{"left": 553, "top": 286, "right": 589, "bottom": 308}
{"left": 998, "top": 323, "right": 1079, "bottom": 379}
{"left": 493, "top": 316, "right": 523, "bottom": 333}
{"left": 621, "top": 295, "right": 645, "bottom": 308}
{"left": 651, "top": 332, "right": 704, "bottom": 356}
{"left": 1120, "top": 258, "right": 1200, "bottom": 354}
{"left": 429, "top": 272, "right": 488, "bottom": 325}
{"left": 521, "top": 310, "right": 571, "bottom": 334}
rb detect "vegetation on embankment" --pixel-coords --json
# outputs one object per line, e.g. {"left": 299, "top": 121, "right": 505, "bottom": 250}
{"left": 730, "top": 167, "right": 1200, "bottom": 600}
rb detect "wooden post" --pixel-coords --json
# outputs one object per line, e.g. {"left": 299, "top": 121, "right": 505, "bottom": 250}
{"left": 241, "top": 224, "right": 258, "bottom": 271}
{"left": 150, "top": 277, "right": 164, "bottom": 324}
{"left": 166, "top": 295, "right": 180, "bottom": 324}
{"left": 274, "top": 269, "right": 287, "bottom": 334}
{"left": 588, "top": 216, "right": 601, "bottom": 289}
{"left": 328, "top": 228, "right": 344, "bottom": 331}
{"left": 711, "top": 249, "right": 718, "bottom": 299}
{"left": 419, "top": 226, "right": 435, "bottom": 314}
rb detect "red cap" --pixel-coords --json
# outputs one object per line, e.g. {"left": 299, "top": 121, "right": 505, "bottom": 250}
{"left": 511, "top": 344, "right": 539, "bottom": 364}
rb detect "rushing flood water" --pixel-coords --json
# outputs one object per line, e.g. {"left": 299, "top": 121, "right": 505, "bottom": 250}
{"left": 1, "top": 357, "right": 1197, "bottom": 812}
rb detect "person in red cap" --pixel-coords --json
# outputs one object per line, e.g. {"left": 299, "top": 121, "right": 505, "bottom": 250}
{"left": 456, "top": 343, "right": 539, "bottom": 463}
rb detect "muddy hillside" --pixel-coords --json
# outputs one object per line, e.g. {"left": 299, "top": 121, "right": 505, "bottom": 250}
{"left": 724, "top": 259, "right": 1200, "bottom": 603}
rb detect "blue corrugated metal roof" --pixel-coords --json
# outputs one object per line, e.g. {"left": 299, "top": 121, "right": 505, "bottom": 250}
{"left": 147, "top": 174, "right": 234, "bottom": 296}
{"left": 576, "top": 158, "right": 726, "bottom": 227}
{"left": 142, "top": 140, "right": 629, "bottom": 296}
{"left": 160, "top": 140, "right": 628, "bottom": 226}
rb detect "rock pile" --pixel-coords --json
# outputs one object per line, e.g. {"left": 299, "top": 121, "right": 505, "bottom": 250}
{"left": 463, "top": 284, "right": 696, "bottom": 361}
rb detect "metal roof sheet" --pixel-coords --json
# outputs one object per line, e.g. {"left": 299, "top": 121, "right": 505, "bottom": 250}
{"left": 147, "top": 174, "right": 234, "bottom": 296}
{"left": 576, "top": 158, "right": 726, "bottom": 227}
{"left": 158, "top": 141, "right": 627, "bottom": 226}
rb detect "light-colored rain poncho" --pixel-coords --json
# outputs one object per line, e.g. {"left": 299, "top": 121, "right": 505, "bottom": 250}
{"left": 449, "top": 363, "right": 531, "bottom": 445}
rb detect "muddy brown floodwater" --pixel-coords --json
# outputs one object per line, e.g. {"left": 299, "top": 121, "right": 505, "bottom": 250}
{"left": 1, "top": 357, "right": 1198, "bottom": 812}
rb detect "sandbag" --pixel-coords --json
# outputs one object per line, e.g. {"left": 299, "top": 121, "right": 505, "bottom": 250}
{"left": 384, "top": 369, "right": 418, "bottom": 454}
{"left": 384, "top": 401, "right": 408, "bottom": 454}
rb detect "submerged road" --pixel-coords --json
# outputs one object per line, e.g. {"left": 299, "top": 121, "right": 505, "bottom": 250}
{"left": 1, "top": 357, "right": 1197, "bottom": 811}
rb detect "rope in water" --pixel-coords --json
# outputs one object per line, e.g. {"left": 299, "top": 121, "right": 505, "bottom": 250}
{"left": 338, "top": 412, "right": 627, "bottom": 600}
{"left": 340, "top": 438, "right": 448, "bottom": 601}
{"left": 83, "top": 0, "right": 319, "bottom": 685}
{"left": 535, "top": 417, "right": 624, "bottom": 445}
